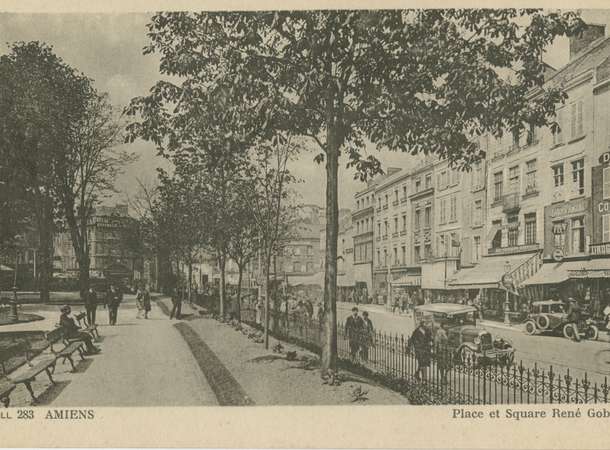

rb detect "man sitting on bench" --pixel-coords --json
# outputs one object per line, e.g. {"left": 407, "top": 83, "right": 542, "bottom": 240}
{"left": 59, "top": 306, "right": 100, "bottom": 355}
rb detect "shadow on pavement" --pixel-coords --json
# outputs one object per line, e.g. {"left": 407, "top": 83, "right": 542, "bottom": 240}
{"left": 35, "top": 380, "right": 72, "bottom": 406}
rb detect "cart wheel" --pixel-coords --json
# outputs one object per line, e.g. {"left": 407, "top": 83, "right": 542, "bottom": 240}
{"left": 524, "top": 320, "right": 537, "bottom": 335}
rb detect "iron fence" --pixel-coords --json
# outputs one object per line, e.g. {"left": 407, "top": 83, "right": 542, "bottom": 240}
{"left": 241, "top": 307, "right": 610, "bottom": 405}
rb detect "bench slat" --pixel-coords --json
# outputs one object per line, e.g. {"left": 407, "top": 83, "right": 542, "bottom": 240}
{"left": 10, "top": 356, "right": 56, "bottom": 384}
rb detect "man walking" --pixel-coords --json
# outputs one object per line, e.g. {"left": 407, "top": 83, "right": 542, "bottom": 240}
{"left": 107, "top": 284, "right": 121, "bottom": 325}
{"left": 84, "top": 286, "right": 98, "bottom": 326}
{"left": 169, "top": 285, "right": 182, "bottom": 320}
{"left": 410, "top": 319, "right": 432, "bottom": 381}
{"left": 345, "top": 307, "right": 364, "bottom": 361}
{"left": 143, "top": 285, "right": 152, "bottom": 319}
{"left": 360, "top": 311, "right": 375, "bottom": 362}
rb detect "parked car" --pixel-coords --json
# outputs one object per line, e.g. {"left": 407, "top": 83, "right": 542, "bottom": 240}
{"left": 523, "top": 300, "right": 599, "bottom": 340}
{"left": 413, "top": 303, "right": 515, "bottom": 368}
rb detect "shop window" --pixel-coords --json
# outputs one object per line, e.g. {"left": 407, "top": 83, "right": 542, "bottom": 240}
{"left": 493, "top": 171, "right": 503, "bottom": 201}
{"left": 604, "top": 167, "right": 610, "bottom": 200}
{"left": 524, "top": 213, "right": 537, "bottom": 245}
{"left": 603, "top": 215, "right": 610, "bottom": 244}
{"left": 553, "top": 164, "right": 564, "bottom": 187}
{"left": 553, "top": 221, "right": 567, "bottom": 250}
{"left": 571, "top": 158, "right": 584, "bottom": 196}
{"left": 571, "top": 217, "right": 585, "bottom": 254}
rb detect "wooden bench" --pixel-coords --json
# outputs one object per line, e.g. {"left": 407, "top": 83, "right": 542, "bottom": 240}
{"left": 74, "top": 312, "right": 100, "bottom": 340}
{"left": 4, "top": 328, "right": 86, "bottom": 404}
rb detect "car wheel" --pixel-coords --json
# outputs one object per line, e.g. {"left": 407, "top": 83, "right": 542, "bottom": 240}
{"left": 524, "top": 320, "right": 537, "bottom": 335}
{"left": 563, "top": 323, "right": 576, "bottom": 340}
{"left": 586, "top": 325, "right": 599, "bottom": 341}
{"left": 536, "top": 314, "right": 550, "bottom": 330}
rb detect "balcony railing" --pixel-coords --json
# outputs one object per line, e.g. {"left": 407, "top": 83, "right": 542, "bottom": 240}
{"left": 502, "top": 192, "right": 520, "bottom": 213}
{"left": 392, "top": 200, "right": 399, "bottom": 206}
{"left": 392, "top": 232, "right": 399, "bottom": 238}
{"left": 400, "top": 230, "right": 407, "bottom": 236}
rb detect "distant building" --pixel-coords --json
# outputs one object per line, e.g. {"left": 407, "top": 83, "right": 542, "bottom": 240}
{"left": 53, "top": 204, "right": 142, "bottom": 284}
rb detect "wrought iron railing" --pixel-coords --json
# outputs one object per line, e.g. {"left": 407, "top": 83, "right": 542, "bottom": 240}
{"left": 241, "top": 307, "right": 610, "bottom": 405}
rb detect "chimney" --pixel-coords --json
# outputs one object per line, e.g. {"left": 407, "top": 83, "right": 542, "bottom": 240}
{"left": 570, "top": 23, "right": 605, "bottom": 61}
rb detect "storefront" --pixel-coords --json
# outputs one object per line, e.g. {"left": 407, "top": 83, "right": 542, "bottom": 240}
{"left": 448, "top": 253, "right": 538, "bottom": 322}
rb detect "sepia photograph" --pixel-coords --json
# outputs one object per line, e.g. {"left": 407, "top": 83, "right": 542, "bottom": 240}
{"left": 3, "top": 6, "right": 610, "bottom": 440}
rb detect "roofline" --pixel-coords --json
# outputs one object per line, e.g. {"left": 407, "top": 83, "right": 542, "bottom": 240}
{"left": 545, "top": 35, "right": 610, "bottom": 85}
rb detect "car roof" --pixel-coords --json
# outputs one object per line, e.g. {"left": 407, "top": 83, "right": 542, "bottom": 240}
{"left": 415, "top": 303, "right": 477, "bottom": 315}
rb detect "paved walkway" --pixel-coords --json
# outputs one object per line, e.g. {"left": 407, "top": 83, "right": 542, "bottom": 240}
{"left": 7, "top": 296, "right": 217, "bottom": 407}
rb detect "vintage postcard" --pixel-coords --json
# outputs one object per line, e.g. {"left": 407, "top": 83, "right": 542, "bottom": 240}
{"left": 1, "top": 1, "right": 610, "bottom": 448}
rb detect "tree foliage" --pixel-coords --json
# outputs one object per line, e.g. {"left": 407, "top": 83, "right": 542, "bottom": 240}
{"left": 132, "top": 9, "right": 584, "bottom": 372}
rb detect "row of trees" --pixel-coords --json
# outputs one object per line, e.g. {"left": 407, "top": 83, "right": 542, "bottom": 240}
{"left": 127, "top": 10, "right": 585, "bottom": 374}
{"left": 0, "top": 42, "right": 133, "bottom": 301}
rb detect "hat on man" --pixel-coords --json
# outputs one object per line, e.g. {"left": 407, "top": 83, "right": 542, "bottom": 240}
{"left": 60, "top": 305, "right": 71, "bottom": 313}
{"left": 351, "top": 307, "right": 358, "bottom": 312}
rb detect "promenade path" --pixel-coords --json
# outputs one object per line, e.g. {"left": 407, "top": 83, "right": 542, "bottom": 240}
{"left": 4, "top": 295, "right": 217, "bottom": 407}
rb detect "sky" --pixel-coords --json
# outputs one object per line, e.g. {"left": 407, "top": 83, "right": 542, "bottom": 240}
{"left": 1, "top": 10, "right": 609, "bottom": 210}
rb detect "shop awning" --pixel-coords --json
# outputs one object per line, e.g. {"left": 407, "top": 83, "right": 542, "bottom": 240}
{"left": 521, "top": 261, "right": 587, "bottom": 286}
{"left": 0, "top": 264, "right": 14, "bottom": 272}
{"left": 391, "top": 274, "right": 421, "bottom": 286}
{"left": 448, "top": 253, "right": 535, "bottom": 290}
{"left": 568, "top": 259, "right": 610, "bottom": 279}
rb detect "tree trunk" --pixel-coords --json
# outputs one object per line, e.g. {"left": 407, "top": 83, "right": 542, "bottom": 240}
{"left": 219, "top": 255, "right": 226, "bottom": 317}
{"left": 263, "top": 252, "right": 272, "bottom": 349}
{"left": 236, "top": 263, "right": 243, "bottom": 322}
{"left": 188, "top": 260, "right": 193, "bottom": 303}
{"left": 272, "top": 253, "right": 279, "bottom": 332}
{"left": 321, "top": 130, "right": 339, "bottom": 375}
{"left": 36, "top": 199, "right": 53, "bottom": 303}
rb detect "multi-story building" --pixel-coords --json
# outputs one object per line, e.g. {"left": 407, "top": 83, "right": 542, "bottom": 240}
{"left": 352, "top": 179, "right": 376, "bottom": 297}
{"left": 53, "top": 204, "right": 142, "bottom": 284}
{"left": 370, "top": 167, "right": 405, "bottom": 303}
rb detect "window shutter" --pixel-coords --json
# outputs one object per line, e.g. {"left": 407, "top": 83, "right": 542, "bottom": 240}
{"left": 604, "top": 215, "right": 610, "bottom": 243}
{"left": 604, "top": 167, "right": 610, "bottom": 200}
{"left": 571, "top": 103, "right": 577, "bottom": 138}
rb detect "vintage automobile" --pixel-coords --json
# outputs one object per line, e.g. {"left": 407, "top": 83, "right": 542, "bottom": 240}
{"left": 413, "top": 303, "right": 515, "bottom": 367}
{"left": 523, "top": 300, "right": 599, "bottom": 340}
